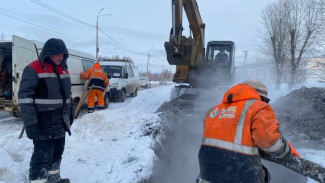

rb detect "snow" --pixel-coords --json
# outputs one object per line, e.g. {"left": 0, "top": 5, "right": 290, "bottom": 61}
{"left": 267, "top": 84, "right": 325, "bottom": 183}
{"left": 0, "top": 84, "right": 174, "bottom": 183}
{"left": 0, "top": 82, "right": 324, "bottom": 183}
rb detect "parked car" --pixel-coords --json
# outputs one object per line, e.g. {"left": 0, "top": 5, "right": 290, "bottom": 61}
{"left": 140, "top": 77, "right": 151, "bottom": 88}
{"left": 100, "top": 59, "right": 140, "bottom": 102}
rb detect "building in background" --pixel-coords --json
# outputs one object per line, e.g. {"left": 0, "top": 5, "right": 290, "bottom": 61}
{"left": 235, "top": 61, "right": 276, "bottom": 85}
{"left": 302, "top": 57, "right": 325, "bottom": 84}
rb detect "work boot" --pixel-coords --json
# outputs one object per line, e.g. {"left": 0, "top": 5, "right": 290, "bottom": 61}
{"left": 29, "top": 167, "right": 47, "bottom": 183}
{"left": 56, "top": 179, "right": 70, "bottom": 183}
{"left": 47, "top": 161, "right": 70, "bottom": 183}
{"left": 88, "top": 107, "right": 94, "bottom": 113}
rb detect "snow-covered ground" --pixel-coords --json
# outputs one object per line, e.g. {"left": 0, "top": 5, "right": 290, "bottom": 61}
{"left": 267, "top": 83, "right": 325, "bottom": 183}
{"left": 0, "top": 84, "right": 174, "bottom": 183}
{"left": 0, "top": 82, "right": 324, "bottom": 183}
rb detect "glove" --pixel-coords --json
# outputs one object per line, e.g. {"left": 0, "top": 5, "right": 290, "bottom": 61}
{"left": 26, "top": 124, "right": 40, "bottom": 139}
{"left": 288, "top": 142, "right": 300, "bottom": 158}
{"left": 80, "top": 72, "right": 85, "bottom": 79}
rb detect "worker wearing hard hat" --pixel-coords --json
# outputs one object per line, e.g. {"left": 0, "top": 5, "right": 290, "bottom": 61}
{"left": 198, "top": 79, "right": 300, "bottom": 183}
{"left": 80, "top": 62, "right": 109, "bottom": 113}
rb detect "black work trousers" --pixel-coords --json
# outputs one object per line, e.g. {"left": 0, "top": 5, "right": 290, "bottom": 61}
{"left": 29, "top": 138, "right": 65, "bottom": 180}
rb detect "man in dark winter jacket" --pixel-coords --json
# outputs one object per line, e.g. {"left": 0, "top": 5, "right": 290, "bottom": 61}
{"left": 214, "top": 49, "right": 228, "bottom": 66}
{"left": 18, "top": 38, "right": 74, "bottom": 183}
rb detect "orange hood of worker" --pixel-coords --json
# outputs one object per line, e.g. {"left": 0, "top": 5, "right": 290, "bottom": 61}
{"left": 93, "top": 62, "right": 102, "bottom": 69}
{"left": 222, "top": 83, "right": 261, "bottom": 103}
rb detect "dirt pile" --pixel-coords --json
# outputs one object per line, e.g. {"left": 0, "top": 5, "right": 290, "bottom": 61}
{"left": 272, "top": 86, "right": 325, "bottom": 148}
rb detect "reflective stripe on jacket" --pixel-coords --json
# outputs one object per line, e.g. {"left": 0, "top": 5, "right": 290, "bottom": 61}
{"left": 18, "top": 59, "right": 72, "bottom": 131}
{"left": 199, "top": 83, "right": 285, "bottom": 182}
{"left": 81, "top": 63, "right": 109, "bottom": 91}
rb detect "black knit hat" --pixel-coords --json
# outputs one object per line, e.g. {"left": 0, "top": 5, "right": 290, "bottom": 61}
{"left": 40, "top": 38, "right": 69, "bottom": 69}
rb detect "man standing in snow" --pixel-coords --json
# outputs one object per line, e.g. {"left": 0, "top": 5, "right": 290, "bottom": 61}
{"left": 198, "top": 79, "right": 300, "bottom": 183}
{"left": 18, "top": 38, "right": 74, "bottom": 183}
{"left": 80, "top": 61, "right": 109, "bottom": 113}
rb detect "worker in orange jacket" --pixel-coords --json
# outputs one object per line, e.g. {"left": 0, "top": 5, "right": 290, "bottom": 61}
{"left": 198, "top": 79, "right": 300, "bottom": 183}
{"left": 80, "top": 62, "right": 109, "bottom": 113}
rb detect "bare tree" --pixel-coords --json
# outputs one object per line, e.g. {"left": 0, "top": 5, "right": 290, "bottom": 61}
{"left": 284, "top": 0, "right": 324, "bottom": 89}
{"left": 260, "top": 1, "right": 289, "bottom": 89}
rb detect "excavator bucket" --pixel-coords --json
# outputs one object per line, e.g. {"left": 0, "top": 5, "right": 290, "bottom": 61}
{"left": 164, "top": 40, "right": 196, "bottom": 66}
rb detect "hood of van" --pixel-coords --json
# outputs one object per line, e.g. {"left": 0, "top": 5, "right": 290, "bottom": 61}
{"left": 109, "top": 78, "right": 119, "bottom": 89}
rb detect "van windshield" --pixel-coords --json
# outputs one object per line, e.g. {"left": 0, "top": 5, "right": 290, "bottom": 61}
{"left": 102, "top": 65, "right": 122, "bottom": 78}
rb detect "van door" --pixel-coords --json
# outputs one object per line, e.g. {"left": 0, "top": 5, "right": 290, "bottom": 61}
{"left": 127, "top": 67, "right": 136, "bottom": 93}
{"left": 120, "top": 66, "right": 127, "bottom": 93}
{"left": 12, "top": 35, "right": 38, "bottom": 105}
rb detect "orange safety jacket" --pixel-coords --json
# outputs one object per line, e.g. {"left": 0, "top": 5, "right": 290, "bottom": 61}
{"left": 198, "top": 83, "right": 288, "bottom": 183}
{"left": 81, "top": 63, "right": 109, "bottom": 91}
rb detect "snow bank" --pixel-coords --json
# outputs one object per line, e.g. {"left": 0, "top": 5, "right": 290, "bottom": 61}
{"left": 0, "top": 84, "right": 174, "bottom": 183}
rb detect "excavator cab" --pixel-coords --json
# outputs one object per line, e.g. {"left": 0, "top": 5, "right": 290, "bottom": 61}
{"left": 204, "top": 41, "right": 235, "bottom": 86}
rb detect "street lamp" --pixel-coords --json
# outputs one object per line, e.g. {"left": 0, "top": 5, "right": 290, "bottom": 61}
{"left": 96, "top": 8, "right": 111, "bottom": 60}
{"left": 146, "top": 46, "right": 154, "bottom": 76}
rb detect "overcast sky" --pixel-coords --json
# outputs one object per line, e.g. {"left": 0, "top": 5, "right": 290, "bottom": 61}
{"left": 1, "top": 0, "right": 274, "bottom": 73}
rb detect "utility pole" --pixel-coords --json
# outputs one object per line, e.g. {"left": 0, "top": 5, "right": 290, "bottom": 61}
{"left": 96, "top": 8, "right": 111, "bottom": 60}
{"left": 146, "top": 46, "right": 154, "bottom": 76}
{"left": 243, "top": 50, "right": 248, "bottom": 78}
{"left": 146, "top": 52, "right": 150, "bottom": 76}
{"left": 243, "top": 50, "right": 248, "bottom": 66}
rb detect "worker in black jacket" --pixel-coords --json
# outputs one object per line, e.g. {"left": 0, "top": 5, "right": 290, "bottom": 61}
{"left": 18, "top": 38, "right": 74, "bottom": 183}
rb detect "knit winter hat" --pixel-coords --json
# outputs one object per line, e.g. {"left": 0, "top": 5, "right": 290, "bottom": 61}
{"left": 244, "top": 79, "right": 269, "bottom": 99}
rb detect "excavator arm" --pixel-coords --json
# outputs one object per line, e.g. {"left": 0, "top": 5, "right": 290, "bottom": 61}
{"left": 164, "top": 0, "right": 205, "bottom": 85}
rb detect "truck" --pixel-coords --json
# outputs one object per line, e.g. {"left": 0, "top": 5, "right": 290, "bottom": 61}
{"left": 0, "top": 35, "right": 106, "bottom": 117}
{"left": 100, "top": 58, "right": 140, "bottom": 102}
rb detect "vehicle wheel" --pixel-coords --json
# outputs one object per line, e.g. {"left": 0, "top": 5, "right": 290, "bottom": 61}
{"left": 118, "top": 90, "right": 126, "bottom": 102}
{"left": 131, "top": 88, "right": 138, "bottom": 97}
{"left": 104, "top": 94, "right": 110, "bottom": 108}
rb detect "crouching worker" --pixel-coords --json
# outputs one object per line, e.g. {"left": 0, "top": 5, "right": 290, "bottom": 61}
{"left": 198, "top": 79, "right": 300, "bottom": 183}
{"left": 80, "top": 61, "right": 109, "bottom": 113}
{"left": 18, "top": 38, "right": 74, "bottom": 183}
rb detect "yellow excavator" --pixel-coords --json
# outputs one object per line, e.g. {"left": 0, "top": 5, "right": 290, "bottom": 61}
{"left": 164, "top": 0, "right": 235, "bottom": 90}
{"left": 162, "top": 0, "right": 325, "bottom": 182}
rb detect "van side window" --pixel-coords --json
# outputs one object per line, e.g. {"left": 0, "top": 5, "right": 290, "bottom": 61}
{"left": 82, "top": 59, "right": 94, "bottom": 71}
{"left": 128, "top": 68, "right": 134, "bottom": 77}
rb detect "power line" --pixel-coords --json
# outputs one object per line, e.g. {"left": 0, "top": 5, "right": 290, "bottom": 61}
{"left": 7, "top": 1, "right": 167, "bottom": 62}
{"left": 99, "top": 28, "right": 146, "bottom": 56}
{"left": 99, "top": 28, "right": 166, "bottom": 62}
{"left": 0, "top": 8, "right": 87, "bottom": 42}
{"left": 29, "top": 0, "right": 149, "bottom": 58}
{"left": 30, "top": 0, "right": 95, "bottom": 28}
{"left": 151, "top": 55, "right": 165, "bottom": 61}
{"left": 30, "top": 0, "right": 166, "bottom": 61}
